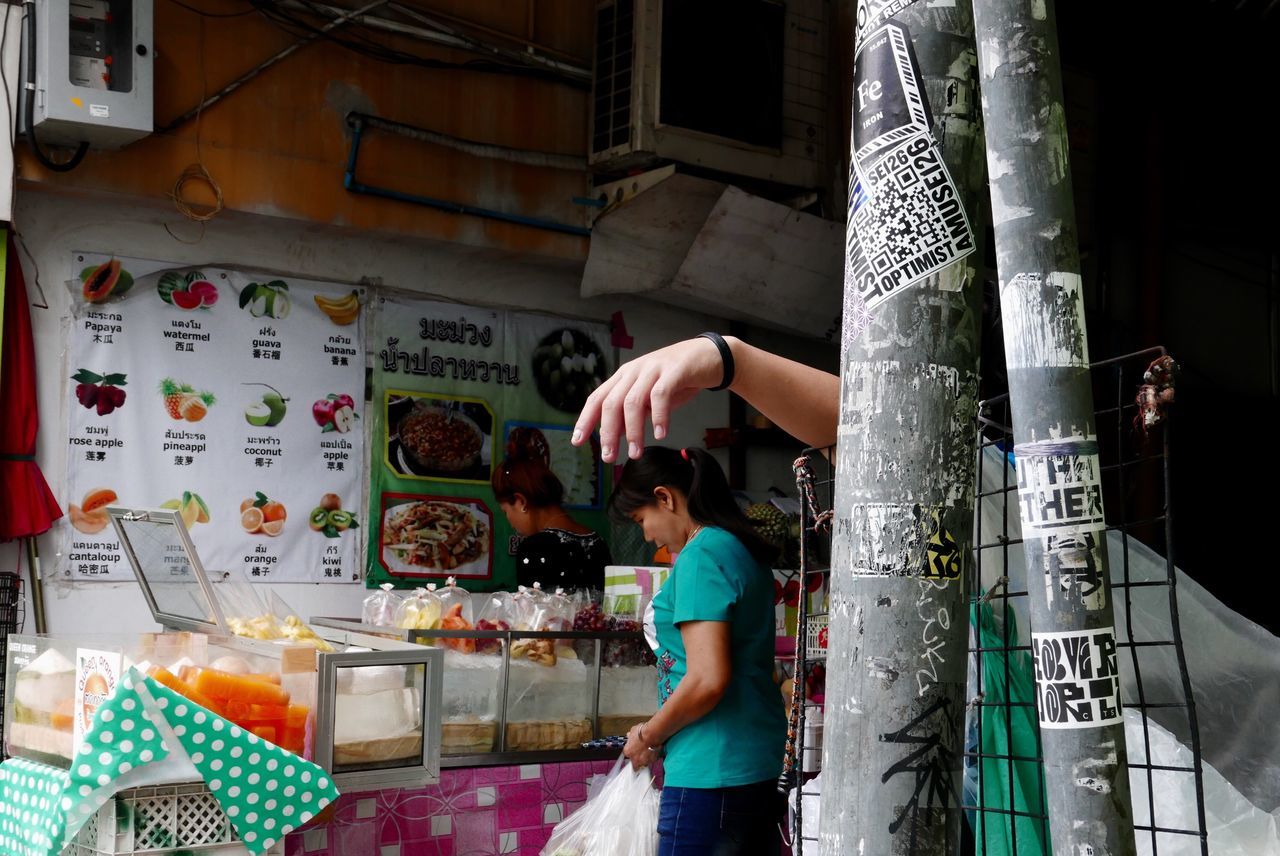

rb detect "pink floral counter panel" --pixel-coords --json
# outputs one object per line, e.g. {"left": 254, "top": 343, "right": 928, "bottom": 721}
{"left": 283, "top": 760, "right": 618, "bottom": 856}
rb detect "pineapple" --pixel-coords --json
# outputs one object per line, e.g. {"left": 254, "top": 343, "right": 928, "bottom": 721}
{"left": 159, "top": 378, "right": 195, "bottom": 420}
{"left": 747, "top": 502, "right": 791, "bottom": 565}
{"left": 180, "top": 391, "right": 216, "bottom": 422}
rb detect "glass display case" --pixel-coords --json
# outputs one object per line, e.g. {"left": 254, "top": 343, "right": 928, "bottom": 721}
{"left": 4, "top": 631, "right": 312, "bottom": 768}
{"left": 0, "top": 505, "right": 447, "bottom": 790}
{"left": 310, "top": 618, "right": 659, "bottom": 767}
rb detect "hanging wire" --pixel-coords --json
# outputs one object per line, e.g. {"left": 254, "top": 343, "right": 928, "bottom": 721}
{"left": 165, "top": 17, "right": 224, "bottom": 243}
{"left": 164, "top": 0, "right": 259, "bottom": 17}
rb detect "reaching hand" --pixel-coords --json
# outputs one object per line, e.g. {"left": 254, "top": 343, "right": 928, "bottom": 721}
{"left": 572, "top": 337, "right": 724, "bottom": 462}
{"left": 623, "top": 723, "right": 661, "bottom": 770}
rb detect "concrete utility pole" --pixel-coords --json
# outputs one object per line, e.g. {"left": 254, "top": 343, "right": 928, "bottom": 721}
{"left": 821, "top": 1, "right": 986, "bottom": 852}
{"left": 972, "top": 1, "right": 1137, "bottom": 854}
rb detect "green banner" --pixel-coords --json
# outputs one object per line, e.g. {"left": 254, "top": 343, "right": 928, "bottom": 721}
{"left": 367, "top": 293, "right": 613, "bottom": 590}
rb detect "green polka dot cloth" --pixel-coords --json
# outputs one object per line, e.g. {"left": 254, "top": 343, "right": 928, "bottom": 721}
{"left": 0, "top": 757, "right": 68, "bottom": 856}
{"left": 140, "top": 670, "right": 338, "bottom": 853}
{"left": 0, "top": 667, "right": 338, "bottom": 856}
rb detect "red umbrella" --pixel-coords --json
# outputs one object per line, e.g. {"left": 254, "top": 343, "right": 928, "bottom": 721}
{"left": 0, "top": 230, "right": 62, "bottom": 541}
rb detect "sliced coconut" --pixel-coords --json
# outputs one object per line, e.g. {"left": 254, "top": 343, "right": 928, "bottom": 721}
{"left": 245, "top": 402, "right": 272, "bottom": 426}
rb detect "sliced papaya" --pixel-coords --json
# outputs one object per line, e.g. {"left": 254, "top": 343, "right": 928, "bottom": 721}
{"left": 81, "top": 487, "right": 118, "bottom": 513}
{"left": 81, "top": 259, "right": 123, "bottom": 303}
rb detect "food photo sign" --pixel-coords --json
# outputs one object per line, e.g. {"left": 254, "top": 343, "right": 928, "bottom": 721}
{"left": 60, "top": 253, "right": 366, "bottom": 583}
{"left": 369, "top": 294, "right": 611, "bottom": 589}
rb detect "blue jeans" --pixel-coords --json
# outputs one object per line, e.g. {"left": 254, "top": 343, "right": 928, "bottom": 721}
{"left": 657, "top": 779, "right": 783, "bottom": 856}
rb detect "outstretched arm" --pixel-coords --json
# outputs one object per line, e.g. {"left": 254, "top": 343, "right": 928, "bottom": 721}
{"left": 573, "top": 335, "right": 839, "bottom": 462}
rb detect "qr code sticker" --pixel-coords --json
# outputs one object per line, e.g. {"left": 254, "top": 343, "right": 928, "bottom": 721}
{"left": 845, "top": 132, "right": 974, "bottom": 310}
{"left": 855, "top": 146, "right": 952, "bottom": 275}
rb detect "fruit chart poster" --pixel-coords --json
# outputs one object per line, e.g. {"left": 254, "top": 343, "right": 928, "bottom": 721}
{"left": 369, "top": 293, "right": 612, "bottom": 589}
{"left": 61, "top": 253, "right": 365, "bottom": 583}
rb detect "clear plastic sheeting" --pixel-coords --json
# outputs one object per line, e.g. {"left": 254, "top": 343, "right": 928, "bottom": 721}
{"left": 1128, "top": 709, "right": 1280, "bottom": 856}
{"left": 975, "top": 445, "right": 1280, "bottom": 818}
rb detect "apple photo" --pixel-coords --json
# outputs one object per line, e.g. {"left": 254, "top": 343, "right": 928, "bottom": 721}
{"left": 386, "top": 393, "right": 493, "bottom": 482}
{"left": 313, "top": 393, "right": 359, "bottom": 434}
{"left": 243, "top": 383, "right": 289, "bottom": 427}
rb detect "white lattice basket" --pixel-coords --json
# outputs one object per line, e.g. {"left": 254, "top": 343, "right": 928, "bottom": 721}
{"left": 67, "top": 783, "right": 282, "bottom": 855}
{"left": 804, "top": 615, "right": 829, "bottom": 660}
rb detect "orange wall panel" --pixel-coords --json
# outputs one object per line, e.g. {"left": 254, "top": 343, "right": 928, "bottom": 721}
{"left": 17, "top": 0, "right": 592, "bottom": 260}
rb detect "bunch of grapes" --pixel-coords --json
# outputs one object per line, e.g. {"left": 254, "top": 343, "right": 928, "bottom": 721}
{"left": 573, "top": 602, "right": 606, "bottom": 631}
{"left": 572, "top": 603, "right": 606, "bottom": 660}
{"left": 603, "top": 616, "right": 656, "bottom": 667}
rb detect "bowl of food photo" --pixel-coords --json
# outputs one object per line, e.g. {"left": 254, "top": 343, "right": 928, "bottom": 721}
{"left": 381, "top": 499, "right": 491, "bottom": 576}
{"left": 396, "top": 402, "right": 485, "bottom": 474}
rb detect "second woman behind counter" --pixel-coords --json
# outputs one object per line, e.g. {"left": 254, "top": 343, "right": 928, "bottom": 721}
{"left": 491, "top": 428, "right": 612, "bottom": 592}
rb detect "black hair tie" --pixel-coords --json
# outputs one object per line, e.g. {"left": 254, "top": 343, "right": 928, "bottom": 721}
{"left": 698, "top": 332, "right": 735, "bottom": 391}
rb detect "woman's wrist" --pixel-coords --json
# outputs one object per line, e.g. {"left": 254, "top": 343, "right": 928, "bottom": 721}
{"left": 639, "top": 721, "right": 663, "bottom": 748}
{"left": 722, "top": 335, "right": 746, "bottom": 392}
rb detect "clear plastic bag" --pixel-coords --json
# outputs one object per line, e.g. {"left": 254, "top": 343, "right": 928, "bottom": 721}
{"left": 216, "top": 578, "right": 286, "bottom": 642}
{"left": 363, "top": 583, "right": 404, "bottom": 627}
{"left": 437, "top": 576, "right": 477, "bottom": 653}
{"left": 541, "top": 756, "right": 660, "bottom": 856}
{"left": 266, "top": 590, "right": 335, "bottom": 652}
{"left": 436, "top": 576, "right": 474, "bottom": 624}
{"left": 602, "top": 592, "right": 656, "bottom": 668}
{"left": 396, "top": 586, "right": 444, "bottom": 630}
{"left": 512, "top": 582, "right": 550, "bottom": 630}
{"left": 512, "top": 586, "right": 577, "bottom": 667}
{"left": 570, "top": 591, "right": 607, "bottom": 661}
{"left": 475, "top": 591, "right": 516, "bottom": 654}
{"left": 532, "top": 587, "right": 574, "bottom": 634}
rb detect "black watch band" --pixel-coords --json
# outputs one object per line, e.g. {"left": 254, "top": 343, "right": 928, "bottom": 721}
{"left": 698, "top": 332, "right": 736, "bottom": 391}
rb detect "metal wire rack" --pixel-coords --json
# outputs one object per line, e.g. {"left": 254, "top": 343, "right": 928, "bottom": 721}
{"left": 968, "top": 346, "right": 1207, "bottom": 856}
{"left": 785, "top": 346, "right": 1208, "bottom": 856}
{"left": 0, "top": 571, "right": 23, "bottom": 760}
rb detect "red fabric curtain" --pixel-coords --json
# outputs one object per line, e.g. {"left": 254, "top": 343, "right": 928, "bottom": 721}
{"left": 0, "top": 231, "right": 63, "bottom": 541}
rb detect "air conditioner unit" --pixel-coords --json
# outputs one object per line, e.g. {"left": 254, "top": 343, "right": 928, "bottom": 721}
{"left": 589, "top": 0, "right": 829, "bottom": 188}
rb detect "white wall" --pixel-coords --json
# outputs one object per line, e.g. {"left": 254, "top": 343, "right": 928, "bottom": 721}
{"left": 3, "top": 187, "right": 749, "bottom": 635}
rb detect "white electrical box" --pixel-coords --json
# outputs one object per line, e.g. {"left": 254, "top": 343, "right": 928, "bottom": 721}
{"left": 22, "top": 0, "right": 153, "bottom": 149}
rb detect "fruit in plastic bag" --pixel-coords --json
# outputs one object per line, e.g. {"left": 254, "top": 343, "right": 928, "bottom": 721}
{"left": 439, "top": 602, "right": 476, "bottom": 654}
{"left": 474, "top": 591, "right": 517, "bottom": 654}
{"left": 280, "top": 614, "right": 336, "bottom": 652}
{"left": 395, "top": 587, "right": 444, "bottom": 630}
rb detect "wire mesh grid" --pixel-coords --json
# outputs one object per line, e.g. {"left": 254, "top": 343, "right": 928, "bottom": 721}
{"left": 786, "top": 347, "right": 1208, "bottom": 855}
{"left": 968, "top": 346, "right": 1207, "bottom": 856}
{"left": 0, "top": 571, "right": 23, "bottom": 760}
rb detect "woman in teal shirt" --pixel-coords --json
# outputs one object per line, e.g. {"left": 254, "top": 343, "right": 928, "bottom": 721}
{"left": 613, "top": 446, "right": 786, "bottom": 855}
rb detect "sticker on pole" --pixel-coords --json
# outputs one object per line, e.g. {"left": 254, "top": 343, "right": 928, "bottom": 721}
{"left": 1032, "top": 627, "right": 1122, "bottom": 729}
{"left": 844, "top": 20, "right": 975, "bottom": 313}
{"left": 1015, "top": 442, "right": 1105, "bottom": 538}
